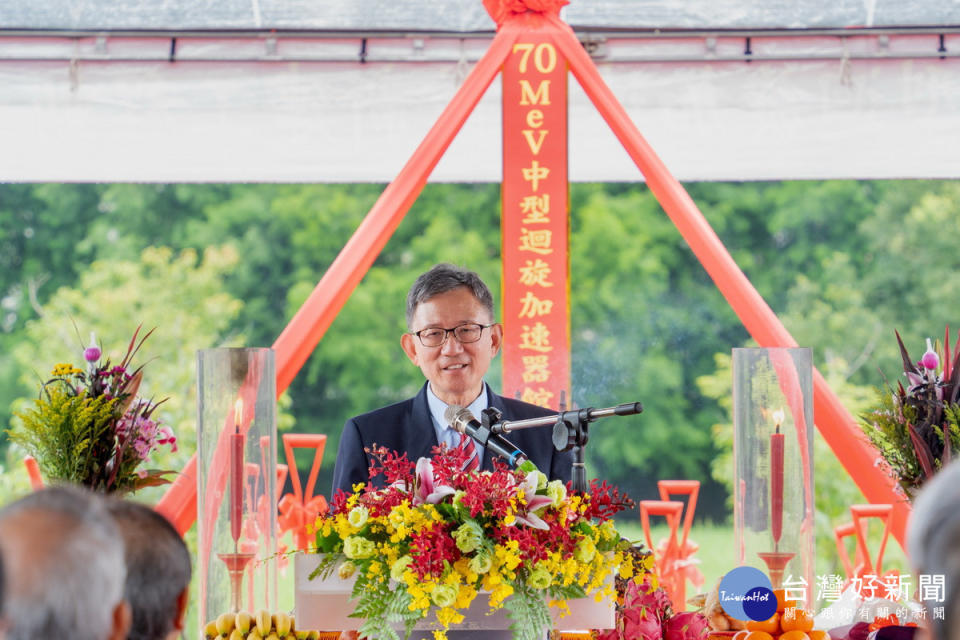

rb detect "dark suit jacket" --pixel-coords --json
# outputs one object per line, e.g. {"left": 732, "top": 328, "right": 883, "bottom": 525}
{"left": 331, "top": 382, "right": 574, "bottom": 497}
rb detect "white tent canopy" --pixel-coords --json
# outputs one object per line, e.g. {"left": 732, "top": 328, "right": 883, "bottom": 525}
{"left": 1, "top": 1, "right": 958, "bottom": 182}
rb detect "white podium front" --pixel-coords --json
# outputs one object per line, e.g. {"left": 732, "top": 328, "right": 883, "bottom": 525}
{"left": 294, "top": 553, "right": 614, "bottom": 638}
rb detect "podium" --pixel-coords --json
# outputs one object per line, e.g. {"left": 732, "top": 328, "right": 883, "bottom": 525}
{"left": 294, "top": 553, "right": 614, "bottom": 638}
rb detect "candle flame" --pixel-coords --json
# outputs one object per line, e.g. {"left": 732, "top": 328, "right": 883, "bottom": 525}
{"left": 772, "top": 408, "right": 785, "bottom": 426}
{"left": 234, "top": 398, "right": 243, "bottom": 425}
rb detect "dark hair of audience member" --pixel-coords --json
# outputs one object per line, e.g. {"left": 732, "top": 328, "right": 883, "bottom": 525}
{"left": 106, "top": 500, "right": 191, "bottom": 640}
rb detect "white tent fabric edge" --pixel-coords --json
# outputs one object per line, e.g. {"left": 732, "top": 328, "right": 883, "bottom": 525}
{"left": 1, "top": 31, "right": 959, "bottom": 183}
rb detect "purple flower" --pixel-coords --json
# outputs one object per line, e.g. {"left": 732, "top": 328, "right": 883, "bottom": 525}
{"left": 921, "top": 338, "right": 940, "bottom": 371}
{"left": 133, "top": 438, "right": 152, "bottom": 460}
{"left": 84, "top": 332, "right": 102, "bottom": 363}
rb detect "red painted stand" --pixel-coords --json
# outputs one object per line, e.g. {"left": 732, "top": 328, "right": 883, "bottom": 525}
{"left": 657, "top": 480, "right": 704, "bottom": 596}
{"left": 277, "top": 434, "right": 328, "bottom": 550}
{"left": 641, "top": 500, "right": 686, "bottom": 607}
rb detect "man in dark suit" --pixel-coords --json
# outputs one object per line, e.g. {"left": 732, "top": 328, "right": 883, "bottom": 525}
{"left": 332, "top": 263, "right": 573, "bottom": 496}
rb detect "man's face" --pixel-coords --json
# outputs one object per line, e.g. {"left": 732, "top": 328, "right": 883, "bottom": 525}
{"left": 400, "top": 286, "right": 502, "bottom": 407}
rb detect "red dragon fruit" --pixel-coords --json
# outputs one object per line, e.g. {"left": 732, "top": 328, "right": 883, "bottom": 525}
{"left": 663, "top": 611, "right": 711, "bottom": 640}
{"left": 627, "top": 575, "right": 673, "bottom": 622}
{"left": 595, "top": 577, "right": 667, "bottom": 640}
{"left": 622, "top": 602, "right": 664, "bottom": 640}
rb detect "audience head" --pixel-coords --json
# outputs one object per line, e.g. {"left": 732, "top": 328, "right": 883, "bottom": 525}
{"left": 907, "top": 461, "right": 960, "bottom": 640}
{"left": 106, "top": 499, "right": 191, "bottom": 640}
{"left": 0, "top": 484, "right": 130, "bottom": 640}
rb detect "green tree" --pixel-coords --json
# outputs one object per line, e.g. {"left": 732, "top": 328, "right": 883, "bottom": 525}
{"left": 568, "top": 184, "right": 734, "bottom": 512}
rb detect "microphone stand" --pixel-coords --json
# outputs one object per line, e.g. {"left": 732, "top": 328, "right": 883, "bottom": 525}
{"left": 483, "top": 402, "right": 643, "bottom": 494}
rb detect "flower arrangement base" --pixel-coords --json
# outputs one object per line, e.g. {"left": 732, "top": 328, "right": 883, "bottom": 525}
{"left": 294, "top": 553, "right": 612, "bottom": 637}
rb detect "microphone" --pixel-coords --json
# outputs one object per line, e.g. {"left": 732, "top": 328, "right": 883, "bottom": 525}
{"left": 444, "top": 405, "right": 530, "bottom": 469}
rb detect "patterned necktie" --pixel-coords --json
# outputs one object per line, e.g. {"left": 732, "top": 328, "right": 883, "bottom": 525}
{"left": 457, "top": 432, "right": 480, "bottom": 472}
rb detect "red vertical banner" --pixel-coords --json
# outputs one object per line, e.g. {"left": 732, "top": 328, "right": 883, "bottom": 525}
{"left": 501, "top": 33, "right": 570, "bottom": 409}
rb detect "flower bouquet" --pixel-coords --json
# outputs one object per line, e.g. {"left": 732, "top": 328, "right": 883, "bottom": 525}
{"left": 10, "top": 326, "right": 177, "bottom": 494}
{"left": 861, "top": 328, "right": 960, "bottom": 497}
{"left": 308, "top": 445, "right": 648, "bottom": 640}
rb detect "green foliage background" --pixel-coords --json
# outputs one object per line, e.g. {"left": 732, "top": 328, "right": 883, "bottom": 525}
{"left": 2, "top": 179, "right": 959, "bottom": 575}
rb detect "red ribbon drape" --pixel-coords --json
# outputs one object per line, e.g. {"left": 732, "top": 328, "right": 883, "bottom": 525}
{"left": 483, "top": 0, "right": 569, "bottom": 25}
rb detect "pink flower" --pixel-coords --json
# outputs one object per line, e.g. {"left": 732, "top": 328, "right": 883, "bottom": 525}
{"left": 921, "top": 338, "right": 940, "bottom": 371}
{"left": 133, "top": 438, "right": 152, "bottom": 460}
{"left": 509, "top": 470, "right": 553, "bottom": 530}
{"left": 412, "top": 457, "right": 455, "bottom": 505}
{"left": 157, "top": 426, "right": 177, "bottom": 453}
{"left": 84, "top": 332, "right": 102, "bottom": 363}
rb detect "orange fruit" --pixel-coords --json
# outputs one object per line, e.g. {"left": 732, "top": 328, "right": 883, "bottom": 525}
{"left": 773, "top": 590, "right": 787, "bottom": 612}
{"left": 746, "top": 613, "right": 780, "bottom": 635}
{"left": 780, "top": 608, "right": 814, "bottom": 633}
{"left": 773, "top": 589, "right": 797, "bottom": 613}
{"left": 808, "top": 630, "right": 827, "bottom": 640}
{"left": 733, "top": 631, "right": 751, "bottom": 640}
{"left": 780, "top": 631, "right": 810, "bottom": 640}
{"left": 745, "top": 632, "right": 775, "bottom": 640}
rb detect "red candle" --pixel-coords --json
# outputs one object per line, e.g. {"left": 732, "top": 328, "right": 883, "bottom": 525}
{"left": 770, "top": 408, "right": 785, "bottom": 545}
{"left": 231, "top": 398, "right": 245, "bottom": 544}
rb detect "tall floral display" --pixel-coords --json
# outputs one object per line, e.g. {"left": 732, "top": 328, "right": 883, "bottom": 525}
{"left": 308, "top": 445, "right": 648, "bottom": 640}
{"left": 10, "top": 326, "right": 175, "bottom": 493}
{"left": 862, "top": 329, "right": 960, "bottom": 497}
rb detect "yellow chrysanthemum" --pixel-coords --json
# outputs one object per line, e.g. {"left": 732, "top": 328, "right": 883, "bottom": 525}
{"left": 51, "top": 363, "right": 83, "bottom": 377}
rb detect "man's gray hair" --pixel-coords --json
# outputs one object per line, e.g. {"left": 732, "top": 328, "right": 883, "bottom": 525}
{"left": 405, "top": 263, "right": 495, "bottom": 328}
{"left": 0, "top": 485, "right": 126, "bottom": 640}
{"left": 907, "top": 461, "right": 960, "bottom": 640}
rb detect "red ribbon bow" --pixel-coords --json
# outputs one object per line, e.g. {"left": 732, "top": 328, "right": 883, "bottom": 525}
{"left": 655, "top": 537, "right": 705, "bottom": 590}
{"left": 483, "top": 0, "right": 570, "bottom": 25}
{"left": 278, "top": 493, "right": 328, "bottom": 550}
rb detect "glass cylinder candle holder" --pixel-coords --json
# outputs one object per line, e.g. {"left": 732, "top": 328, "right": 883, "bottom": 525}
{"left": 197, "top": 348, "right": 277, "bottom": 629}
{"left": 733, "top": 347, "right": 814, "bottom": 606}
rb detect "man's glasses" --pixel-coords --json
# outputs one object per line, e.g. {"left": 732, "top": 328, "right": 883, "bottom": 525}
{"left": 411, "top": 323, "right": 494, "bottom": 348}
